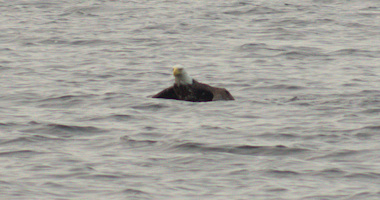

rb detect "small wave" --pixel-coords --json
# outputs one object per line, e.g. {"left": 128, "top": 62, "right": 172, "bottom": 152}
{"left": 132, "top": 103, "right": 169, "bottom": 111}
{"left": 353, "top": 125, "right": 380, "bottom": 138}
{"left": 89, "top": 114, "right": 138, "bottom": 122}
{"left": 256, "top": 133, "right": 299, "bottom": 139}
{"left": 264, "top": 169, "right": 300, "bottom": 177}
{"left": 117, "top": 188, "right": 151, "bottom": 199}
{"left": 329, "top": 49, "right": 379, "bottom": 58}
{"left": 171, "top": 142, "right": 308, "bottom": 156}
{"left": 276, "top": 50, "right": 328, "bottom": 59}
{"left": 224, "top": 6, "right": 283, "bottom": 15}
{"left": 348, "top": 191, "right": 380, "bottom": 200}
{"left": 47, "top": 124, "right": 103, "bottom": 133}
{"left": 313, "top": 168, "right": 346, "bottom": 177}
{"left": 237, "top": 43, "right": 285, "bottom": 57}
{"left": 237, "top": 43, "right": 267, "bottom": 51}
{"left": 344, "top": 172, "right": 380, "bottom": 179}
{"left": 361, "top": 125, "right": 380, "bottom": 130}
{"left": 122, "top": 188, "right": 149, "bottom": 195}
{"left": 256, "top": 84, "right": 306, "bottom": 90}
{"left": 0, "top": 150, "right": 42, "bottom": 157}
{"left": 70, "top": 39, "right": 119, "bottom": 46}
{"left": 265, "top": 187, "right": 288, "bottom": 192}
{"left": 120, "top": 136, "right": 158, "bottom": 148}
{"left": 60, "top": 6, "right": 100, "bottom": 17}
{"left": 84, "top": 174, "right": 124, "bottom": 180}
{"left": 358, "top": 90, "right": 380, "bottom": 94}
{"left": 40, "top": 94, "right": 97, "bottom": 102}
{"left": 38, "top": 94, "right": 97, "bottom": 108}
{"left": 309, "top": 149, "right": 369, "bottom": 161}
{"left": 22, "top": 122, "right": 105, "bottom": 138}
{"left": 0, "top": 135, "right": 63, "bottom": 145}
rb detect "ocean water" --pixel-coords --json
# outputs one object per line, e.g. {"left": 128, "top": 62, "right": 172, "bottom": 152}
{"left": 0, "top": 0, "right": 379, "bottom": 199}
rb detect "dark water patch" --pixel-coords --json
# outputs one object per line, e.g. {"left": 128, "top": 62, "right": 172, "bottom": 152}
{"left": 112, "top": 114, "right": 138, "bottom": 121}
{"left": 361, "top": 6, "right": 379, "bottom": 11}
{"left": 88, "top": 114, "right": 143, "bottom": 122}
{"left": 264, "top": 27, "right": 308, "bottom": 40}
{"left": 308, "top": 149, "right": 370, "bottom": 161}
{"left": 228, "top": 169, "right": 250, "bottom": 176}
{"left": 264, "top": 169, "right": 300, "bottom": 177}
{"left": 2, "top": 92, "right": 42, "bottom": 104}
{"left": 329, "top": 49, "right": 379, "bottom": 58}
{"left": 303, "top": 133, "right": 341, "bottom": 140}
{"left": 357, "top": 90, "right": 380, "bottom": 95}
{"left": 80, "top": 171, "right": 148, "bottom": 181}
{"left": 143, "top": 126, "right": 156, "bottom": 131}
{"left": 0, "top": 135, "right": 63, "bottom": 146}
{"left": 353, "top": 126, "right": 380, "bottom": 140}
{"left": 276, "top": 50, "right": 328, "bottom": 60}
{"left": 46, "top": 124, "right": 103, "bottom": 134}
{"left": 249, "top": 96, "right": 305, "bottom": 106}
{"left": 234, "top": 113, "right": 260, "bottom": 119}
{"left": 256, "top": 133, "right": 299, "bottom": 140}
{"left": 70, "top": 39, "right": 119, "bottom": 46}
{"left": 354, "top": 132, "right": 375, "bottom": 139}
{"left": 302, "top": 194, "right": 347, "bottom": 200}
{"left": 348, "top": 191, "right": 380, "bottom": 200}
{"left": 47, "top": 172, "right": 88, "bottom": 179}
{"left": 256, "top": 84, "right": 306, "bottom": 90}
{"left": 364, "top": 125, "right": 380, "bottom": 130}
{"left": 142, "top": 23, "right": 171, "bottom": 31}
{"left": 237, "top": 43, "right": 266, "bottom": 51}
{"left": 344, "top": 172, "right": 380, "bottom": 180}
{"left": 359, "top": 99, "right": 380, "bottom": 108}
{"left": 313, "top": 168, "right": 347, "bottom": 177}
{"left": 39, "top": 94, "right": 94, "bottom": 101}
{"left": 342, "top": 22, "right": 371, "bottom": 28}
{"left": 120, "top": 136, "right": 158, "bottom": 148}
{"left": 171, "top": 142, "right": 308, "bottom": 156}
{"left": 233, "top": 145, "right": 308, "bottom": 156}
{"left": 200, "top": 125, "right": 233, "bottom": 130}
{"left": 0, "top": 150, "right": 42, "bottom": 157}
{"left": 264, "top": 187, "right": 288, "bottom": 192}
{"left": 132, "top": 103, "right": 170, "bottom": 111}
{"left": 82, "top": 173, "right": 124, "bottom": 180}
{"left": 137, "top": 132, "right": 165, "bottom": 140}
{"left": 38, "top": 94, "right": 97, "bottom": 108}
{"left": 360, "top": 108, "right": 380, "bottom": 114}
{"left": 224, "top": 6, "right": 284, "bottom": 15}
{"left": 272, "top": 18, "right": 312, "bottom": 28}
{"left": 22, "top": 123, "right": 105, "bottom": 138}
{"left": 111, "top": 188, "right": 152, "bottom": 200}
{"left": 237, "top": 43, "right": 285, "bottom": 57}
{"left": 0, "top": 122, "right": 18, "bottom": 127}
{"left": 41, "top": 181, "right": 67, "bottom": 189}
{"left": 122, "top": 188, "right": 149, "bottom": 195}
{"left": 342, "top": 82, "right": 361, "bottom": 87}
{"left": 60, "top": 6, "right": 100, "bottom": 17}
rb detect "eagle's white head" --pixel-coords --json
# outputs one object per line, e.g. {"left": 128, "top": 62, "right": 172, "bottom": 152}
{"left": 173, "top": 66, "right": 193, "bottom": 85}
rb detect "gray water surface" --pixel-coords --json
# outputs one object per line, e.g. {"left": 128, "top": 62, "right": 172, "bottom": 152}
{"left": 1, "top": 0, "right": 380, "bottom": 199}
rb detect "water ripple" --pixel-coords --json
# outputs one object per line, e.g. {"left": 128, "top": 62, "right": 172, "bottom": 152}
{"left": 171, "top": 142, "right": 309, "bottom": 156}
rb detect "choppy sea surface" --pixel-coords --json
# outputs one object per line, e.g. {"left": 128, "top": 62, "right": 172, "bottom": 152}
{"left": 1, "top": 0, "right": 380, "bottom": 199}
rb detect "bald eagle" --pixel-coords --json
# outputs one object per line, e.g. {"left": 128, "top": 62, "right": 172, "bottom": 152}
{"left": 152, "top": 67, "right": 234, "bottom": 102}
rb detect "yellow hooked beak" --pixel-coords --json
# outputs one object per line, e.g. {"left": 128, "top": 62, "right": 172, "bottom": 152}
{"left": 173, "top": 67, "right": 181, "bottom": 76}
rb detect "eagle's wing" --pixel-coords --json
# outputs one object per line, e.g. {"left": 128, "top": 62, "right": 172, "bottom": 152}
{"left": 194, "top": 80, "right": 234, "bottom": 101}
{"left": 152, "top": 86, "right": 178, "bottom": 100}
{"left": 211, "top": 87, "right": 235, "bottom": 101}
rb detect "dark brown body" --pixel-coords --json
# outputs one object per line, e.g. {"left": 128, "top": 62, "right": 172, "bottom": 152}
{"left": 152, "top": 80, "right": 234, "bottom": 102}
